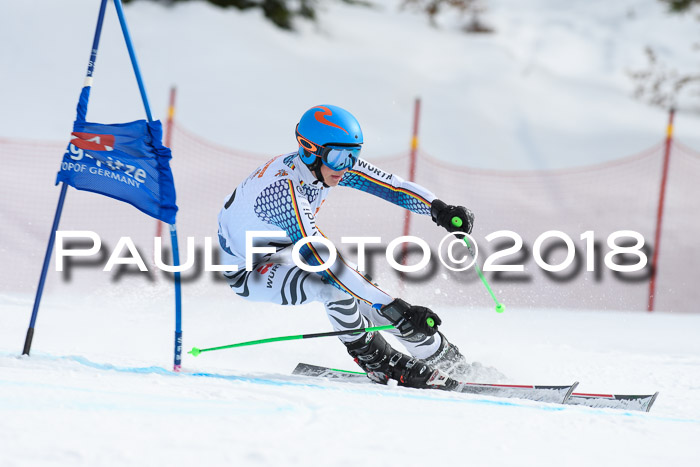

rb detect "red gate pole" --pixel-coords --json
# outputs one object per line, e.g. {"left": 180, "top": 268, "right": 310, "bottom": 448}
{"left": 156, "top": 86, "right": 177, "bottom": 240}
{"left": 647, "top": 108, "right": 675, "bottom": 312}
{"left": 401, "top": 97, "right": 421, "bottom": 267}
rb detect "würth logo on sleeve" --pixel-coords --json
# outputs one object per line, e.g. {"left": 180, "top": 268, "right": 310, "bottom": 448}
{"left": 70, "top": 132, "right": 115, "bottom": 151}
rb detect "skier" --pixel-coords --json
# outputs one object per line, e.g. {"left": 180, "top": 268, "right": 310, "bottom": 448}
{"left": 217, "top": 105, "right": 475, "bottom": 390}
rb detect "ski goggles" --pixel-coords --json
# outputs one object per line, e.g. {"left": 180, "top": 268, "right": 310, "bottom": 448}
{"left": 320, "top": 145, "right": 361, "bottom": 171}
{"left": 297, "top": 134, "right": 361, "bottom": 171}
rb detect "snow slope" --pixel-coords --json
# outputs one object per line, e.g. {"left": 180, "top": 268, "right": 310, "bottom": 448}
{"left": 1, "top": 0, "right": 699, "bottom": 169}
{"left": 2, "top": 291, "right": 700, "bottom": 466}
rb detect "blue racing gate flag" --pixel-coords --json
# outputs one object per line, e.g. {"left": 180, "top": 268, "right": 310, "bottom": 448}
{"left": 24, "top": 0, "right": 184, "bottom": 372}
{"left": 56, "top": 119, "right": 178, "bottom": 224}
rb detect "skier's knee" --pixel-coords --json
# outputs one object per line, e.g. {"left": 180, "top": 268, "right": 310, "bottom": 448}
{"left": 319, "top": 283, "right": 350, "bottom": 305}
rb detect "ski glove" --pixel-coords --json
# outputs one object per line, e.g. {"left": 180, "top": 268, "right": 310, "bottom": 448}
{"left": 377, "top": 298, "right": 442, "bottom": 341}
{"left": 431, "top": 199, "right": 474, "bottom": 235}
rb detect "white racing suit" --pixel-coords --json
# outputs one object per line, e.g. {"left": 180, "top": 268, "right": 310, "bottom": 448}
{"left": 217, "top": 152, "right": 442, "bottom": 358}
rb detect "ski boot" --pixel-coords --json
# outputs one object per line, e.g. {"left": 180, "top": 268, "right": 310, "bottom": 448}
{"left": 424, "top": 333, "right": 507, "bottom": 382}
{"left": 423, "top": 332, "right": 470, "bottom": 378}
{"left": 345, "top": 332, "right": 453, "bottom": 390}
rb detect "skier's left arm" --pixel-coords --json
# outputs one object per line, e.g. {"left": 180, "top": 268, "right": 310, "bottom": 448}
{"left": 339, "top": 159, "right": 475, "bottom": 234}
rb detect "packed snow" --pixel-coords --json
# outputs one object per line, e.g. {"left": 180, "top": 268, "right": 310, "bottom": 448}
{"left": 2, "top": 291, "right": 700, "bottom": 466}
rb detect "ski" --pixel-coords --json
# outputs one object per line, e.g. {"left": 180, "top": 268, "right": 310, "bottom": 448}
{"left": 566, "top": 392, "right": 659, "bottom": 412}
{"left": 293, "top": 363, "right": 578, "bottom": 404}
{"left": 292, "top": 363, "right": 658, "bottom": 412}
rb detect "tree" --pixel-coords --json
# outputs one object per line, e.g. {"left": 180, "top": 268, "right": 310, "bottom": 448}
{"left": 401, "top": 0, "right": 493, "bottom": 33}
{"left": 629, "top": 47, "right": 700, "bottom": 111}
{"left": 121, "top": 0, "right": 318, "bottom": 31}
{"left": 659, "top": 0, "right": 700, "bottom": 13}
{"left": 628, "top": 1, "right": 700, "bottom": 111}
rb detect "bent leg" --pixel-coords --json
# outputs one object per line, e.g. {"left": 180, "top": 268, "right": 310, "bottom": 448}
{"left": 225, "top": 262, "right": 369, "bottom": 343}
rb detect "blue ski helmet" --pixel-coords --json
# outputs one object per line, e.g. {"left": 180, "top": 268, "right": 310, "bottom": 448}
{"left": 295, "top": 105, "right": 363, "bottom": 175}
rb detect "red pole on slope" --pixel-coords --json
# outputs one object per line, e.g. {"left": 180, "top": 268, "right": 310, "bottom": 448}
{"left": 647, "top": 108, "right": 675, "bottom": 312}
{"left": 401, "top": 97, "right": 421, "bottom": 266}
{"left": 156, "top": 86, "right": 177, "bottom": 240}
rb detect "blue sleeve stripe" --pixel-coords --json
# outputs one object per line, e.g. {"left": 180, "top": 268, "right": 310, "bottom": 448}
{"left": 347, "top": 170, "right": 431, "bottom": 206}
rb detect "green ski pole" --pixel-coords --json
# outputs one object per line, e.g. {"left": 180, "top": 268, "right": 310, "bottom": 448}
{"left": 451, "top": 217, "right": 505, "bottom": 313}
{"left": 189, "top": 324, "right": 397, "bottom": 357}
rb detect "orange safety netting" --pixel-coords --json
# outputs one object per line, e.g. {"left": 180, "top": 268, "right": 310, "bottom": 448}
{"left": 2, "top": 125, "right": 698, "bottom": 312}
